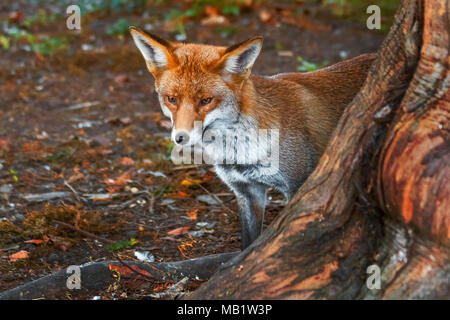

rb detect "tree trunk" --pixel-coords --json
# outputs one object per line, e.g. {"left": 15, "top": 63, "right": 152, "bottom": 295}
{"left": 189, "top": 0, "right": 449, "bottom": 299}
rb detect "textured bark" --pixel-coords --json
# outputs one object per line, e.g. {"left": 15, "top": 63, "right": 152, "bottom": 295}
{"left": 189, "top": 0, "right": 449, "bottom": 299}
{"left": 0, "top": 252, "right": 238, "bottom": 300}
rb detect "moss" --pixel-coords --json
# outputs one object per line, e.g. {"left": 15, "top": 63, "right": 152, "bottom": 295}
{"left": 22, "top": 204, "right": 116, "bottom": 239}
{"left": 0, "top": 220, "right": 23, "bottom": 246}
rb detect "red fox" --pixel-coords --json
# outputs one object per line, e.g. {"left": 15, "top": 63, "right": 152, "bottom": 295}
{"left": 130, "top": 26, "right": 376, "bottom": 249}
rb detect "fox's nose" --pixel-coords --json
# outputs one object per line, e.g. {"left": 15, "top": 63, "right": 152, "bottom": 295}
{"left": 175, "top": 132, "right": 189, "bottom": 145}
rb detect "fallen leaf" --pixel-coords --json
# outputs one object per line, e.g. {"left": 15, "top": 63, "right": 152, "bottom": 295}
{"left": 177, "top": 191, "right": 189, "bottom": 197}
{"left": 67, "top": 172, "right": 84, "bottom": 184}
{"left": 24, "top": 239, "right": 43, "bottom": 245}
{"left": 201, "top": 15, "right": 229, "bottom": 26}
{"left": 181, "top": 179, "right": 202, "bottom": 187}
{"left": 108, "top": 238, "right": 138, "bottom": 251}
{"left": 109, "top": 264, "right": 152, "bottom": 278}
{"left": 106, "top": 172, "right": 131, "bottom": 185}
{"left": 187, "top": 209, "right": 198, "bottom": 220}
{"left": 167, "top": 226, "right": 190, "bottom": 235}
{"left": 120, "top": 157, "right": 135, "bottom": 166}
{"left": 9, "top": 250, "right": 29, "bottom": 262}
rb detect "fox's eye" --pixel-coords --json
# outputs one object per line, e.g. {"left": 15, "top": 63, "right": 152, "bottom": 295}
{"left": 199, "top": 97, "right": 213, "bottom": 106}
{"left": 167, "top": 96, "right": 177, "bottom": 105}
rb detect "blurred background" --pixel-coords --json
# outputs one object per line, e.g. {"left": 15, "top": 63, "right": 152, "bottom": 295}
{"left": 0, "top": 0, "right": 400, "bottom": 298}
{"left": 0, "top": 0, "right": 399, "bottom": 72}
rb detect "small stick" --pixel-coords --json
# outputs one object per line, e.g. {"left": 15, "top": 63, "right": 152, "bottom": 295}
{"left": 148, "top": 195, "right": 155, "bottom": 215}
{"left": 171, "top": 164, "right": 210, "bottom": 171}
{"left": 196, "top": 183, "right": 235, "bottom": 215}
{"left": 63, "top": 180, "right": 81, "bottom": 203}
{"left": 54, "top": 220, "right": 115, "bottom": 244}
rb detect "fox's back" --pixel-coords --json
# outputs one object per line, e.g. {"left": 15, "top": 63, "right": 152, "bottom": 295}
{"left": 249, "top": 53, "right": 376, "bottom": 155}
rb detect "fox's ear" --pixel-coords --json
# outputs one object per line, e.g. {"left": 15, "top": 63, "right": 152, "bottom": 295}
{"left": 217, "top": 37, "right": 263, "bottom": 81}
{"left": 129, "top": 26, "right": 176, "bottom": 76}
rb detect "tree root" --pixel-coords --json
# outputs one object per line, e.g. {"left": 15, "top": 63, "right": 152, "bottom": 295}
{"left": 0, "top": 251, "right": 238, "bottom": 300}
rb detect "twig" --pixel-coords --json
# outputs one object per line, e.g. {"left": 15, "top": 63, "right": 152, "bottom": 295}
{"left": 113, "top": 254, "right": 156, "bottom": 281}
{"left": 64, "top": 180, "right": 81, "bottom": 203}
{"left": 116, "top": 197, "right": 141, "bottom": 210}
{"left": 54, "top": 220, "right": 115, "bottom": 244}
{"left": 148, "top": 195, "right": 155, "bottom": 215}
{"left": 171, "top": 164, "right": 210, "bottom": 171}
{"left": 196, "top": 183, "right": 235, "bottom": 215}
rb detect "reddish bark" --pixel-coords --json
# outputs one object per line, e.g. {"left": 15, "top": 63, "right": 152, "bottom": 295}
{"left": 188, "top": 0, "right": 449, "bottom": 299}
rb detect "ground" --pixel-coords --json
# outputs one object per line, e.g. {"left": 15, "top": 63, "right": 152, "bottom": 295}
{"left": 0, "top": 0, "right": 385, "bottom": 299}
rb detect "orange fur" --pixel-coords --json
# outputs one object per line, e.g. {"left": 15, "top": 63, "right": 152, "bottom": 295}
{"left": 130, "top": 27, "right": 377, "bottom": 248}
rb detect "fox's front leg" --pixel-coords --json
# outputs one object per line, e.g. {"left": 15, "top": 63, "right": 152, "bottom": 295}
{"left": 233, "top": 183, "right": 268, "bottom": 249}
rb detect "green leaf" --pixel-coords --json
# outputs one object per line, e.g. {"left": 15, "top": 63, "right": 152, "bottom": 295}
{"left": 47, "top": 149, "right": 72, "bottom": 162}
{"left": 0, "top": 36, "right": 10, "bottom": 50}
{"left": 9, "top": 169, "right": 18, "bottom": 182}
{"left": 108, "top": 238, "right": 138, "bottom": 251}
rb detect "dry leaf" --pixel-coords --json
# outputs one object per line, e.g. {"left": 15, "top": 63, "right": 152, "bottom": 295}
{"left": 24, "top": 239, "right": 43, "bottom": 245}
{"left": 201, "top": 15, "right": 229, "bottom": 26}
{"left": 9, "top": 250, "right": 29, "bottom": 262}
{"left": 187, "top": 209, "right": 198, "bottom": 220}
{"left": 167, "top": 226, "right": 190, "bottom": 235}
{"left": 177, "top": 191, "right": 189, "bottom": 198}
{"left": 67, "top": 172, "right": 84, "bottom": 184}
{"left": 106, "top": 172, "right": 131, "bottom": 185}
{"left": 109, "top": 264, "right": 152, "bottom": 278}
{"left": 120, "top": 157, "right": 135, "bottom": 166}
{"left": 181, "top": 179, "right": 202, "bottom": 187}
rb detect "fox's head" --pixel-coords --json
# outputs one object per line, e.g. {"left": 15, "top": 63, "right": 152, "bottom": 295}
{"left": 130, "top": 27, "right": 263, "bottom": 146}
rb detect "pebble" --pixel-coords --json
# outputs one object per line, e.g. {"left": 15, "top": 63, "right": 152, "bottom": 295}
{"left": 0, "top": 184, "right": 13, "bottom": 193}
